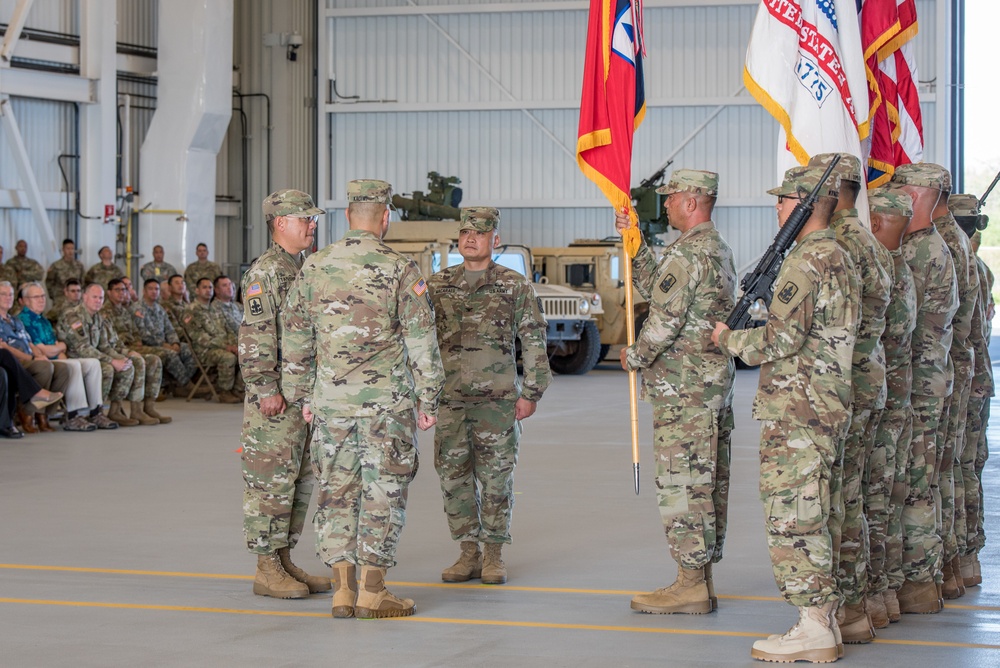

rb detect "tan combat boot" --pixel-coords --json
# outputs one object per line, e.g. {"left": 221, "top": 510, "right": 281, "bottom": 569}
{"left": 218, "top": 390, "right": 242, "bottom": 404}
{"left": 897, "top": 579, "right": 942, "bottom": 614}
{"left": 951, "top": 556, "right": 966, "bottom": 597}
{"left": 961, "top": 553, "right": 982, "bottom": 587}
{"left": 355, "top": 565, "right": 415, "bottom": 619}
{"left": 941, "top": 558, "right": 962, "bottom": 599}
{"left": 836, "top": 600, "right": 875, "bottom": 643}
{"left": 442, "top": 541, "right": 482, "bottom": 582}
{"left": 630, "top": 565, "right": 712, "bottom": 615}
{"left": 143, "top": 398, "right": 172, "bottom": 424}
{"left": 130, "top": 399, "right": 159, "bottom": 425}
{"left": 750, "top": 603, "right": 839, "bottom": 664}
{"left": 252, "top": 552, "right": 309, "bottom": 599}
{"left": 866, "top": 592, "right": 890, "bottom": 629}
{"left": 705, "top": 561, "right": 718, "bottom": 611}
{"left": 277, "top": 547, "right": 331, "bottom": 594}
{"left": 883, "top": 588, "right": 901, "bottom": 623}
{"left": 482, "top": 543, "right": 507, "bottom": 585}
{"left": 108, "top": 401, "right": 139, "bottom": 427}
{"left": 331, "top": 562, "right": 357, "bottom": 618}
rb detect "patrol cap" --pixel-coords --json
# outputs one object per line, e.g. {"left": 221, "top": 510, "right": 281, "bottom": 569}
{"left": 459, "top": 207, "right": 500, "bottom": 232}
{"left": 655, "top": 169, "right": 719, "bottom": 197}
{"left": 808, "top": 152, "right": 863, "bottom": 184}
{"left": 262, "top": 189, "right": 325, "bottom": 223}
{"left": 868, "top": 186, "right": 913, "bottom": 218}
{"left": 948, "top": 193, "right": 980, "bottom": 218}
{"left": 767, "top": 165, "right": 839, "bottom": 199}
{"left": 346, "top": 179, "right": 393, "bottom": 203}
{"left": 890, "top": 163, "right": 951, "bottom": 192}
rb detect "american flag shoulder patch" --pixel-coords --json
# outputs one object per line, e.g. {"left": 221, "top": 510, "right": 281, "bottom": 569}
{"left": 411, "top": 278, "right": 427, "bottom": 297}
{"left": 71, "top": 321, "right": 83, "bottom": 330}
{"left": 246, "top": 281, "right": 263, "bottom": 297}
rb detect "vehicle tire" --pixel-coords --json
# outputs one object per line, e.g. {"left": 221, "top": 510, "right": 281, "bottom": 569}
{"left": 550, "top": 321, "right": 602, "bottom": 375}
{"left": 599, "top": 344, "right": 611, "bottom": 361}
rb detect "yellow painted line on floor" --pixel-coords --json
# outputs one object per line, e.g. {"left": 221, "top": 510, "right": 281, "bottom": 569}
{"left": 0, "top": 564, "right": 250, "bottom": 580}
{"left": 1, "top": 597, "right": 999, "bottom": 650}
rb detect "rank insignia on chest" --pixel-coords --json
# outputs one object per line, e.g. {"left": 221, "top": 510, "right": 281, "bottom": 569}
{"left": 659, "top": 273, "right": 677, "bottom": 293}
{"left": 777, "top": 281, "right": 799, "bottom": 304}
{"left": 412, "top": 278, "right": 427, "bottom": 297}
{"left": 246, "top": 281, "right": 263, "bottom": 297}
{"left": 248, "top": 297, "right": 264, "bottom": 316}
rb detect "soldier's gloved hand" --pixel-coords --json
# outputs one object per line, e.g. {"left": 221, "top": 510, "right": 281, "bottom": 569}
{"left": 417, "top": 412, "right": 436, "bottom": 431}
{"left": 514, "top": 398, "right": 536, "bottom": 420}
{"left": 302, "top": 403, "right": 314, "bottom": 424}
{"left": 614, "top": 207, "right": 632, "bottom": 235}
{"left": 258, "top": 393, "right": 286, "bottom": 417}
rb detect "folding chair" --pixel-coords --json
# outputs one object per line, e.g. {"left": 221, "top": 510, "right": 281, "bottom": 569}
{"left": 175, "top": 322, "right": 221, "bottom": 403}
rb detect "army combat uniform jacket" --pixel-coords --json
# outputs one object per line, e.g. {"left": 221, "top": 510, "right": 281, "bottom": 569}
{"left": 626, "top": 221, "right": 737, "bottom": 409}
{"left": 45, "top": 258, "right": 85, "bottom": 299}
{"left": 57, "top": 304, "right": 129, "bottom": 363}
{"left": 429, "top": 261, "right": 550, "bottom": 403}
{"left": 882, "top": 250, "right": 917, "bottom": 410}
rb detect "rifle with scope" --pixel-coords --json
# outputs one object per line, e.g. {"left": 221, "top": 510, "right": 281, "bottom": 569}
{"left": 725, "top": 157, "right": 841, "bottom": 330}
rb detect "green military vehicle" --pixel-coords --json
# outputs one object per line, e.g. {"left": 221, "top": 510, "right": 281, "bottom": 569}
{"left": 383, "top": 220, "right": 605, "bottom": 375}
{"left": 532, "top": 239, "right": 652, "bottom": 362}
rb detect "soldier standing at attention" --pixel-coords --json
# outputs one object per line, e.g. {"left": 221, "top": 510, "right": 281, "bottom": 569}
{"left": 890, "top": 164, "right": 958, "bottom": 614}
{"left": 807, "top": 153, "right": 893, "bottom": 642}
{"left": 184, "top": 243, "right": 223, "bottom": 296}
{"left": 240, "top": 189, "right": 330, "bottom": 600}
{"left": 713, "top": 165, "right": 859, "bottom": 663}
{"left": 613, "top": 169, "right": 736, "bottom": 615}
{"left": 7, "top": 240, "right": 45, "bottom": 288}
{"left": 282, "top": 179, "right": 444, "bottom": 620}
{"left": 140, "top": 245, "right": 178, "bottom": 283}
{"left": 428, "top": 206, "right": 550, "bottom": 586}
{"left": 46, "top": 239, "right": 85, "bottom": 302}
{"left": 84, "top": 246, "right": 125, "bottom": 289}
{"left": 866, "top": 187, "right": 916, "bottom": 624}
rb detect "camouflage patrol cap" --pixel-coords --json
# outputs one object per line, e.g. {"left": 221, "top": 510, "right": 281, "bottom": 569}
{"left": 891, "top": 163, "right": 951, "bottom": 192}
{"left": 808, "top": 152, "right": 863, "bottom": 184}
{"left": 655, "top": 169, "right": 719, "bottom": 197}
{"left": 868, "top": 186, "right": 913, "bottom": 218}
{"left": 767, "top": 165, "right": 839, "bottom": 199}
{"left": 262, "top": 189, "right": 325, "bottom": 222}
{"left": 346, "top": 179, "right": 392, "bottom": 203}
{"left": 459, "top": 207, "right": 500, "bottom": 232}
{"left": 948, "top": 194, "right": 980, "bottom": 218}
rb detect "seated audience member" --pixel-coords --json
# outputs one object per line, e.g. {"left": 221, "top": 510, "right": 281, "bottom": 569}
{"left": 140, "top": 245, "right": 178, "bottom": 283}
{"left": 0, "top": 348, "right": 61, "bottom": 437}
{"left": 135, "top": 279, "right": 198, "bottom": 396}
{"left": 47, "top": 278, "right": 83, "bottom": 324}
{"left": 211, "top": 275, "right": 243, "bottom": 335}
{"left": 182, "top": 278, "right": 242, "bottom": 404}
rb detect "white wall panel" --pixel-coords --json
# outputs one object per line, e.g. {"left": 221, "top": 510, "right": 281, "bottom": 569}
{"left": 0, "top": 0, "right": 75, "bottom": 34}
{"left": 117, "top": 0, "right": 157, "bottom": 48}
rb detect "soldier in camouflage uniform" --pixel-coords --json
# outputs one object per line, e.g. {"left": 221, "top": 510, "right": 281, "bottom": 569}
{"left": 183, "top": 278, "right": 242, "bottom": 403}
{"left": 970, "top": 230, "right": 993, "bottom": 586}
{"left": 429, "top": 206, "right": 551, "bottom": 587}
{"left": 807, "top": 154, "right": 893, "bottom": 641}
{"left": 713, "top": 165, "right": 858, "bottom": 664}
{"left": 83, "top": 246, "right": 125, "bottom": 289}
{"left": 211, "top": 275, "right": 243, "bottom": 335}
{"left": 239, "top": 189, "right": 329, "bottom": 600}
{"left": 925, "top": 177, "right": 979, "bottom": 601}
{"left": 890, "top": 163, "right": 959, "bottom": 613}
{"left": 45, "top": 239, "right": 85, "bottom": 302}
{"left": 135, "top": 279, "right": 197, "bottom": 395}
{"left": 47, "top": 278, "right": 82, "bottom": 324}
{"left": 7, "top": 240, "right": 45, "bottom": 289}
{"left": 950, "top": 197, "right": 992, "bottom": 588}
{"left": 282, "top": 178, "right": 445, "bottom": 620}
{"left": 612, "top": 170, "right": 736, "bottom": 615}
{"left": 139, "top": 245, "right": 178, "bottom": 283}
{"left": 163, "top": 274, "right": 190, "bottom": 329}
{"left": 98, "top": 279, "right": 166, "bottom": 425}
{"left": 867, "top": 187, "right": 916, "bottom": 625}
{"left": 184, "top": 243, "right": 224, "bottom": 296}
{"left": 0, "top": 246, "right": 18, "bottom": 288}
{"left": 57, "top": 284, "right": 149, "bottom": 427}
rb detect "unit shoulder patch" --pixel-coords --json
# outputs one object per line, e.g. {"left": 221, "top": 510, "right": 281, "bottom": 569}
{"left": 768, "top": 267, "right": 812, "bottom": 319}
{"left": 243, "top": 295, "right": 272, "bottom": 325}
{"left": 657, "top": 260, "right": 690, "bottom": 301}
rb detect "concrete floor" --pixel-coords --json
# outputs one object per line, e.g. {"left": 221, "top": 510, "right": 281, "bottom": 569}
{"left": 2, "top": 360, "right": 999, "bottom": 667}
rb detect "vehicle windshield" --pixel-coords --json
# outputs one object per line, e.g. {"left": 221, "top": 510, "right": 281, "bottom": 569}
{"left": 565, "top": 263, "right": 596, "bottom": 288}
{"left": 447, "top": 247, "right": 529, "bottom": 276}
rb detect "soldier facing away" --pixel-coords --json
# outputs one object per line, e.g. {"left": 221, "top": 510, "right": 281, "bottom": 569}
{"left": 614, "top": 169, "right": 736, "bottom": 615}
{"left": 281, "top": 178, "right": 444, "bottom": 620}
{"left": 714, "top": 165, "right": 859, "bottom": 664}
{"left": 428, "top": 206, "right": 551, "bottom": 586}
{"left": 239, "top": 189, "right": 330, "bottom": 599}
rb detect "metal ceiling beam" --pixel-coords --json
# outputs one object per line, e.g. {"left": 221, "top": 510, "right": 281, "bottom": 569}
{"left": 0, "top": 0, "right": 35, "bottom": 65}
{"left": 0, "top": 67, "right": 95, "bottom": 103}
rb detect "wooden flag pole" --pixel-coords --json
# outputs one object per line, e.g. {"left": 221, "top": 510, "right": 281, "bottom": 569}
{"left": 623, "top": 225, "right": 641, "bottom": 495}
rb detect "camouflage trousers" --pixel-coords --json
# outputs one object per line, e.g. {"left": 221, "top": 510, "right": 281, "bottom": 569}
{"left": 651, "top": 403, "right": 733, "bottom": 570}
{"left": 434, "top": 400, "right": 520, "bottom": 544}
{"left": 882, "top": 404, "right": 913, "bottom": 592}
{"left": 938, "top": 362, "right": 971, "bottom": 563}
{"left": 860, "top": 407, "right": 888, "bottom": 597}
{"left": 962, "top": 396, "right": 988, "bottom": 555}
{"left": 197, "top": 348, "right": 239, "bottom": 391}
{"left": 242, "top": 394, "right": 314, "bottom": 554}
{"left": 310, "top": 410, "right": 418, "bottom": 568}
{"left": 759, "top": 420, "right": 839, "bottom": 608}
{"left": 832, "top": 404, "right": 881, "bottom": 605}
{"left": 973, "top": 399, "right": 991, "bottom": 554}
{"left": 100, "top": 351, "right": 155, "bottom": 402}
{"left": 901, "top": 395, "right": 945, "bottom": 583}
{"left": 134, "top": 343, "right": 195, "bottom": 388}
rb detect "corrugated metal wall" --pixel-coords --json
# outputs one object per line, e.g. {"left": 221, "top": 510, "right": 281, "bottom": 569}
{"left": 320, "top": 0, "right": 944, "bottom": 272}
